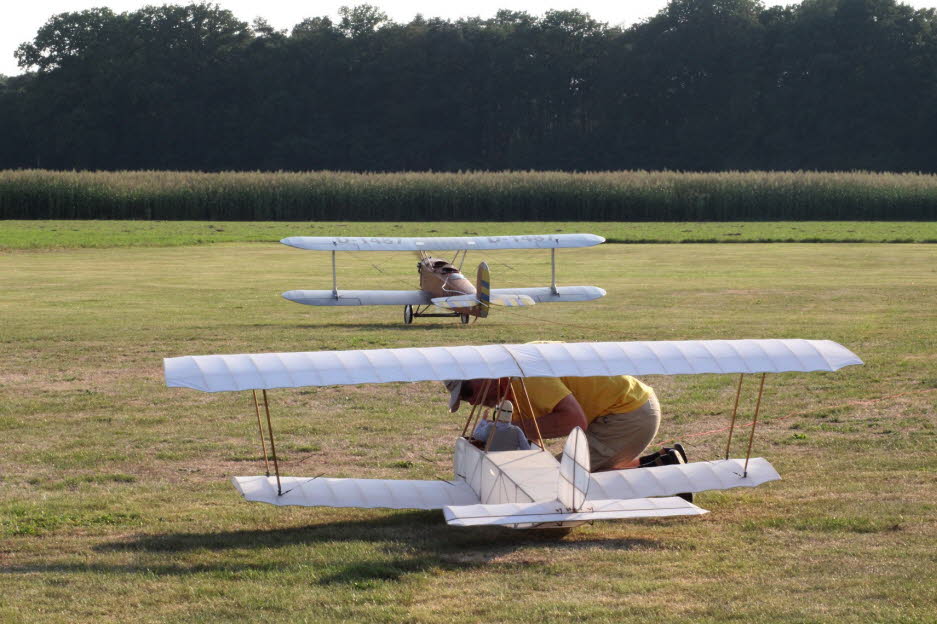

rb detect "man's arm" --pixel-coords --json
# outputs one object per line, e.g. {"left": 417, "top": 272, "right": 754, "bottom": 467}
{"left": 519, "top": 394, "right": 588, "bottom": 439}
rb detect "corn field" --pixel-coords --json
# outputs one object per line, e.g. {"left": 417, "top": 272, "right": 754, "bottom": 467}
{"left": 1, "top": 170, "right": 936, "bottom": 221}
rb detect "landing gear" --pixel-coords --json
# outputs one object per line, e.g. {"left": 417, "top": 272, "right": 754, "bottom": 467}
{"left": 402, "top": 305, "right": 472, "bottom": 325}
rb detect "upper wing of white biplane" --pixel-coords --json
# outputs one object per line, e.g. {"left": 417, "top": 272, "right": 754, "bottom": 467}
{"left": 164, "top": 339, "right": 863, "bottom": 393}
{"left": 280, "top": 234, "right": 605, "bottom": 251}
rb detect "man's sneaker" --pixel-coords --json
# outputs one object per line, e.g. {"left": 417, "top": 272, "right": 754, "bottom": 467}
{"left": 665, "top": 448, "right": 685, "bottom": 465}
{"left": 673, "top": 443, "right": 688, "bottom": 464}
{"left": 665, "top": 447, "right": 694, "bottom": 504}
{"left": 638, "top": 449, "right": 664, "bottom": 467}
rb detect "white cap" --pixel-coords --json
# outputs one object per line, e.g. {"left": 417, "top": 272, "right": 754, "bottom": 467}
{"left": 443, "top": 380, "right": 464, "bottom": 413}
{"left": 494, "top": 399, "right": 513, "bottom": 423}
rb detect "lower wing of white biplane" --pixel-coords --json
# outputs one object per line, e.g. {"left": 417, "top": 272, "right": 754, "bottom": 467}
{"left": 491, "top": 286, "right": 606, "bottom": 303}
{"left": 228, "top": 428, "right": 777, "bottom": 530}
{"left": 587, "top": 458, "right": 781, "bottom": 501}
{"left": 232, "top": 475, "right": 479, "bottom": 509}
{"left": 231, "top": 474, "right": 708, "bottom": 526}
{"left": 282, "top": 290, "right": 432, "bottom": 306}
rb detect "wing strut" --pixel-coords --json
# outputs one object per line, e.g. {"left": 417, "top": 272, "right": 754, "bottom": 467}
{"left": 483, "top": 378, "right": 513, "bottom": 451}
{"left": 743, "top": 373, "right": 767, "bottom": 477}
{"left": 724, "top": 374, "right": 744, "bottom": 460}
{"left": 257, "top": 389, "right": 283, "bottom": 495}
{"left": 721, "top": 372, "right": 767, "bottom": 478}
{"left": 251, "top": 390, "right": 271, "bottom": 477}
{"left": 512, "top": 377, "right": 546, "bottom": 450}
{"left": 331, "top": 250, "right": 338, "bottom": 298}
{"left": 550, "top": 248, "right": 558, "bottom": 295}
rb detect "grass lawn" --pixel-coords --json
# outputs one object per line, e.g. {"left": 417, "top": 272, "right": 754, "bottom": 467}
{"left": 2, "top": 220, "right": 937, "bottom": 249}
{"left": 0, "top": 234, "right": 935, "bottom": 622}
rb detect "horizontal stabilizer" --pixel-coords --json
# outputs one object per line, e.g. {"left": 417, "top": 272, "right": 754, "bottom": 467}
{"left": 588, "top": 458, "right": 781, "bottom": 501}
{"left": 490, "top": 293, "right": 536, "bottom": 307}
{"left": 233, "top": 476, "right": 478, "bottom": 510}
{"left": 431, "top": 294, "right": 479, "bottom": 310}
{"left": 491, "top": 286, "right": 606, "bottom": 303}
{"left": 444, "top": 496, "right": 707, "bottom": 527}
{"left": 431, "top": 294, "right": 536, "bottom": 310}
{"left": 282, "top": 290, "right": 431, "bottom": 306}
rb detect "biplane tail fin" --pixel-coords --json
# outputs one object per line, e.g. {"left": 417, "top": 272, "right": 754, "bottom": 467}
{"left": 558, "top": 427, "right": 591, "bottom": 511}
{"left": 475, "top": 262, "right": 491, "bottom": 318}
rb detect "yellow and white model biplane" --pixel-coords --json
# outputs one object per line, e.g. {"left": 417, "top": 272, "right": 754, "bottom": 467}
{"left": 279, "top": 234, "right": 607, "bottom": 324}
{"left": 164, "top": 339, "right": 862, "bottom": 530}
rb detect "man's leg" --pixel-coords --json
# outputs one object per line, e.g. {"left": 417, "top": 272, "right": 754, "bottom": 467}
{"left": 586, "top": 393, "right": 662, "bottom": 472}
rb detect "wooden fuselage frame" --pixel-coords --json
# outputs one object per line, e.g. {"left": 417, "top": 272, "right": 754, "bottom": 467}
{"left": 417, "top": 255, "right": 481, "bottom": 316}
{"left": 418, "top": 256, "right": 475, "bottom": 299}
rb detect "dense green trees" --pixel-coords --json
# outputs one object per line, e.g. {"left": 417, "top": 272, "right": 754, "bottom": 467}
{"left": 3, "top": 0, "right": 936, "bottom": 172}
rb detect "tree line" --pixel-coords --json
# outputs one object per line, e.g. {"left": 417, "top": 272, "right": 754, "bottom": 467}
{"left": 1, "top": 0, "right": 936, "bottom": 173}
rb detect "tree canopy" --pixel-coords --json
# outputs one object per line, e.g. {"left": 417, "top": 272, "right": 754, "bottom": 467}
{"left": 1, "top": 0, "right": 935, "bottom": 172}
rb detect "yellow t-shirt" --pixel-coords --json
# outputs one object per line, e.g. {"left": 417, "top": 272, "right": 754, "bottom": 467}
{"left": 510, "top": 375, "right": 652, "bottom": 425}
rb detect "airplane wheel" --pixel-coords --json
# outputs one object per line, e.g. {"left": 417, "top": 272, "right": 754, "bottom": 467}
{"left": 404, "top": 305, "right": 414, "bottom": 325}
{"left": 460, "top": 314, "right": 470, "bottom": 324}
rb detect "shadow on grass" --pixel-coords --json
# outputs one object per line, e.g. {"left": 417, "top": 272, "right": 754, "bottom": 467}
{"left": 292, "top": 322, "right": 474, "bottom": 331}
{"left": 217, "top": 322, "right": 472, "bottom": 331}
{"left": 94, "top": 511, "right": 662, "bottom": 555}
{"left": 2, "top": 513, "right": 664, "bottom": 583}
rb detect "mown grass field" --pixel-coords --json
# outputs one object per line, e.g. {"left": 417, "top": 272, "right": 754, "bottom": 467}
{"left": 2, "top": 219, "right": 937, "bottom": 249}
{"left": 1, "top": 228, "right": 935, "bottom": 623}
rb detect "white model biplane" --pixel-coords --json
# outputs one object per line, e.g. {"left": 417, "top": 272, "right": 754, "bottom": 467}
{"left": 164, "top": 339, "right": 862, "bottom": 530}
{"left": 279, "top": 234, "right": 607, "bottom": 324}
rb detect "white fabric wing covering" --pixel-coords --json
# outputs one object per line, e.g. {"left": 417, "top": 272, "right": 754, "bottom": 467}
{"left": 165, "top": 339, "right": 863, "bottom": 393}
{"left": 282, "top": 290, "right": 431, "bottom": 306}
{"left": 232, "top": 476, "right": 479, "bottom": 509}
{"left": 281, "top": 234, "right": 605, "bottom": 251}
{"left": 491, "top": 286, "right": 606, "bottom": 303}
{"left": 588, "top": 458, "right": 781, "bottom": 500}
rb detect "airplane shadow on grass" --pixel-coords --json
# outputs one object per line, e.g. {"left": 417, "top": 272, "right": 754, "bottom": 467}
{"left": 1, "top": 512, "right": 668, "bottom": 584}
{"left": 224, "top": 322, "right": 476, "bottom": 331}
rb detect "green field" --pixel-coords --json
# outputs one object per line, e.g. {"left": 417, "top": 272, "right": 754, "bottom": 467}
{"left": 2, "top": 220, "right": 937, "bottom": 249}
{"left": 1, "top": 233, "right": 935, "bottom": 622}
{"left": 4, "top": 170, "right": 937, "bottom": 220}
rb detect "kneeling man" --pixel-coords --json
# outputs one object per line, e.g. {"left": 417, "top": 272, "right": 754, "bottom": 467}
{"left": 445, "top": 375, "right": 670, "bottom": 472}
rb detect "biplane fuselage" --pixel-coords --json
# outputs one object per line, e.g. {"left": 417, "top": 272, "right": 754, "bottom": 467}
{"left": 418, "top": 257, "right": 475, "bottom": 310}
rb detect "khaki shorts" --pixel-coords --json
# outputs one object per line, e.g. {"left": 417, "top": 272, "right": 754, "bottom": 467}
{"left": 585, "top": 393, "right": 661, "bottom": 471}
